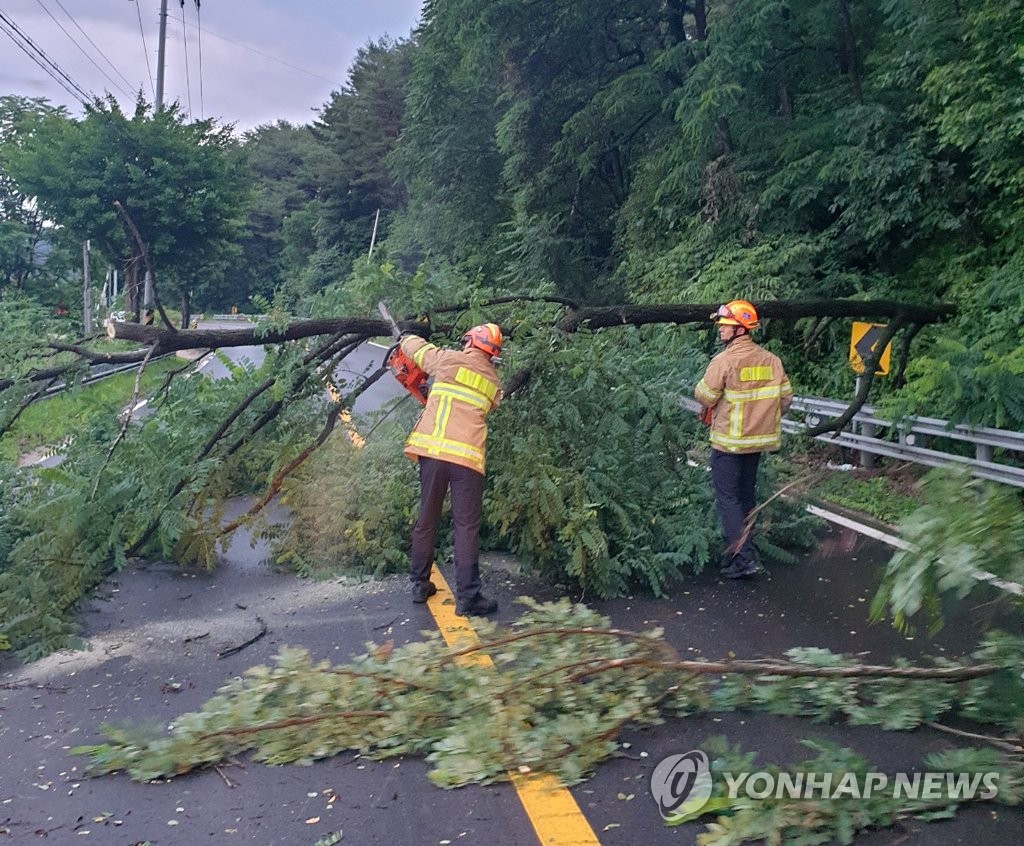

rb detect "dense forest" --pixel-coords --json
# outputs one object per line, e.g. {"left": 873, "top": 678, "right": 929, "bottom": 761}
{"left": 1, "top": 0, "right": 1023, "bottom": 659}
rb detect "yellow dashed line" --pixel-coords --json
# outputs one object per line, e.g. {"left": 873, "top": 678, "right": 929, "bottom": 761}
{"left": 427, "top": 570, "right": 601, "bottom": 846}
{"left": 323, "top": 378, "right": 365, "bottom": 448}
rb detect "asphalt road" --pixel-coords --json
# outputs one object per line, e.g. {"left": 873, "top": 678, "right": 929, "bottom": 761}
{"left": 3, "top": 325, "right": 1021, "bottom": 844}
{"left": 2, "top": 511, "right": 1021, "bottom": 845}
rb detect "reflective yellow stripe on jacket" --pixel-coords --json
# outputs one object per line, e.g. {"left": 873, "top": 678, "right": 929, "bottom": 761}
{"left": 695, "top": 335, "right": 791, "bottom": 455}
{"left": 719, "top": 384, "right": 785, "bottom": 449}
{"left": 400, "top": 338, "right": 501, "bottom": 474}
{"left": 406, "top": 431, "right": 486, "bottom": 465}
{"left": 454, "top": 367, "right": 498, "bottom": 402}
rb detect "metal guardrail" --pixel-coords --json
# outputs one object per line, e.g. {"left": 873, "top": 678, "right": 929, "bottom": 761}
{"left": 38, "top": 353, "right": 176, "bottom": 399}
{"left": 786, "top": 396, "right": 1024, "bottom": 487}
{"left": 683, "top": 394, "right": 1024, "bottom": 488}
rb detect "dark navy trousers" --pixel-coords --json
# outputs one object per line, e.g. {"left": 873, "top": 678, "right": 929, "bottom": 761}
{"left": 409, "top": 457, "right": 484, "bottom": 602}
{"left": 710, "top": 449, "right": 762, "bottom": 568}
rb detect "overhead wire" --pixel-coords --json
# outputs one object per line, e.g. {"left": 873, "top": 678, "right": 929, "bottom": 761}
{"left": 0, "top": 10, "right": 91, "bottom": 105}
{"left": 194, "top": 0, "right": 204, "bottom": 118}
{"left": 170, "top": 11, "right": 343, "bottom": 86}
{"left": 130, "top": 0, "right": 156, "bottom": 98}
{"left": 35, "top": 0, "right": 135, "bottom": 99}
{"left": 178, "top": 0, "right": 193, "bottom": 119}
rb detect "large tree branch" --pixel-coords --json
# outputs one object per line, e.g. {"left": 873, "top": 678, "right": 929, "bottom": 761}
{"left": 127, "top": 334, "right": 362, "bottom": 556}
{"left": 557, "top": 299, "right": 953, "bottom": 333}
{"left": 802, "top": 317, "right": 907, "bottom": 437}
{"left": 107, "top": 299, "right": 953, "bottom": 355}
{"left": 108, "top": 317, "right": 397, "bottom": 351}
{"left": 218, "top": 363, "right": 389, "bottom": 535}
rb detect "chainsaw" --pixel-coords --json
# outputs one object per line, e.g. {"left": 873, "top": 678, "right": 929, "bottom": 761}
{"left": 377, "top": 301, "right": 429, "bottom": 406}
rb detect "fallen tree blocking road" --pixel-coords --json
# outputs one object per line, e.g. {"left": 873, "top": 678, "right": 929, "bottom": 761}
{"left": 105, "top": 298, "right": 954, "bottom": 351}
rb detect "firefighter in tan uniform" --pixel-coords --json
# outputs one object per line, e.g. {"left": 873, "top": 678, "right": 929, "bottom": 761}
{"left": 399, "top": 323, "right": 504, "bottom": 616}
{"left": 695, "top": 300, "right": 792, "bottom": 578}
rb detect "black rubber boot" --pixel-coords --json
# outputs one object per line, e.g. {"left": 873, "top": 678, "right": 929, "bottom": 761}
{"left": 456, "top": 593, "right": 498, "bottom": 616}
{"left": 412, "top": 581, "right": 438, "bottom": 603}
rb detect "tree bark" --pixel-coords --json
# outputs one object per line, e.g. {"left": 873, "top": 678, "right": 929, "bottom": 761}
{"left": 837, "top": 0, "right": 862, "bottom": 102}
{"left": 556, "top": 299, "right": 953, "bottom": 333}
{"left": 108, "top": 317, "right": 395, "bottom": 352}
{"left": 105, "top": 300, "right": 953, "bottom": 352}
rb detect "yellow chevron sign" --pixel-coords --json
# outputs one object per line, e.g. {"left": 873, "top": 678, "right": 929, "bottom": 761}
{"left": 849, "top": 322, "right": 892, "bottom": 375}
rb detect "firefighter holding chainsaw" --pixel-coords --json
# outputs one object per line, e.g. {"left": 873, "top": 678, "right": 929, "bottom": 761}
{"left": 398, "top": 323, "right": 504, "bottom": 616}
{"left": 695, "top": 300, "right": 792, "bottom": 579}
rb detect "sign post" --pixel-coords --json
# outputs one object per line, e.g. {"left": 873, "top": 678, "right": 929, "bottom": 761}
{"left": 849, "top": 322, "right": 893, "bottom": 468}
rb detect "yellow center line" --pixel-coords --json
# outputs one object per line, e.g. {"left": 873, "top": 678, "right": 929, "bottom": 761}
{"left": 341, "top": 397, "right": 599, "bottom": 844}
{"left": 427, "top": 570, "right": 601, "bottom": 846}
{"left": 323, "top": 378, "right": 365, "bottom": 448}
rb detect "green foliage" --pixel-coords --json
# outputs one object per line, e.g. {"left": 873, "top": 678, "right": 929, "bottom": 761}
{"left": 272, "top": 418, "right": 418, "bottom": 578}
{"left": 871, "top": 469, "right": 1024, "bottom": 634}
{"left": 0, "top": 346, "right": 332, "bottom": 659}
{"left": 222, "top": 121, "right": 328, "bottom": 308}
{"left": 706, "top": 646, "right": 961, "bottom": 731}
{"left": 70, "top": 600, "right": 1023, "bottom": 830}
{"left": 919, "top": 0, "right": 1024, "bottom": 231}
{"left": 0, "top": 357, "right": 180, "bottom": 464}
{"left": 959, "top": 631, "right": 1024, "bottom": 733}
{"left": 881, "top": 252, "right": 1024, "bottom": 429}
{"left": 0, "top": 96, "right": 74, "bottom": 295}
{"left": 0, "top": 291, "right": 74, "bottom": 380}
{"left": 73, "top": 600, "right": 668, "bottom": 784}
{"left": 3, "top": 97, "right": 248, "bottom": 313}
{"left": 809, "top": 473, "right": 920, "bottom": 525}
{"left": 485, "top": 323, "right": 716, "bottom": 597}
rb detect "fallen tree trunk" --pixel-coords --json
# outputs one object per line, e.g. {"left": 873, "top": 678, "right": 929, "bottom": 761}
{"left": 556, "top": 299, "right": 954, "bottom": 332}
{"left": 107, "top": 316, "right": 397, "bottom": 352}
{"left": 106, "top": 298, "right": 955, "bottom": 351}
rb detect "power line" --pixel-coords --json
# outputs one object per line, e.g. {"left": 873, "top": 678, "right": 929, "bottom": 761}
{"left": 35, "top": 0, "right": 134, "bottom": 99}
{"left": 194, "top": 0, "right": 205, "bottom": 118}
{"left": 179, "top": 0, "right": 193, "bottom": 119}
{"left": 0, "top": 10, "right": 91, "bottom": 105}
{"left": 168, "top": 12, "right": 344, "bottom": 87}
{"left": 130, "top": 0, "right": 155, "bottom": 98}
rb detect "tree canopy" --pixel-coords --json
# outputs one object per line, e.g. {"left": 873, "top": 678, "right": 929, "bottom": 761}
{"left": 2, "top": 96, "right": 248, "bottom": 322}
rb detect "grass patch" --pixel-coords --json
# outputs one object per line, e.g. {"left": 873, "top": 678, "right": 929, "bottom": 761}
{"left": 810, "top": 472, "right": 921, "bottom": 525}
{"left": 1, "top": 358, "right": 183, "bottom": 464}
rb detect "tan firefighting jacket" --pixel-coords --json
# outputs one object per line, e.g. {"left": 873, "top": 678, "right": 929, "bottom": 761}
{"left": 399, "top": 336, "right": 502, "bottom": 475}
{"left": 695, "top": 335, "right": 793, "bottom": 454}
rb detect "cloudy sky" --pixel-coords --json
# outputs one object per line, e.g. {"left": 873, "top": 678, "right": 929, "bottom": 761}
{"left": 1, "top": 0, "right": 424, "bottom": 131}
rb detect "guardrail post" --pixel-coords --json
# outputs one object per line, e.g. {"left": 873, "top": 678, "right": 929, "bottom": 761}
{"left": 853, "top": 377, "right": 876, "bottom": 468}
{"left": 859, "top": 420, "right": 877, "bottom": 468}
{"left": 976, "top": 443, "right": 993, "bottom": 463}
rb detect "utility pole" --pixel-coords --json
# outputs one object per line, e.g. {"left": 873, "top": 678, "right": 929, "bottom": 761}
{"left": 82, "top": 240, "right": 92, "bottom": 333}
{"left": 155, "top": 0, "right": 169, "bottom": 111}
{"left": 143, "top": 270, "right": 154, "bottom": 324}
{"left": 368, "top": 209, "right": 381, "bottom": 259}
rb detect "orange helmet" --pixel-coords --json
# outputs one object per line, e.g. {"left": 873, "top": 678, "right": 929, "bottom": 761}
{"left": 711, "top": 299, "right": 759, "bottom": 330}
{"left": 462, "top": 322, "right": 503, "bottom": 358}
